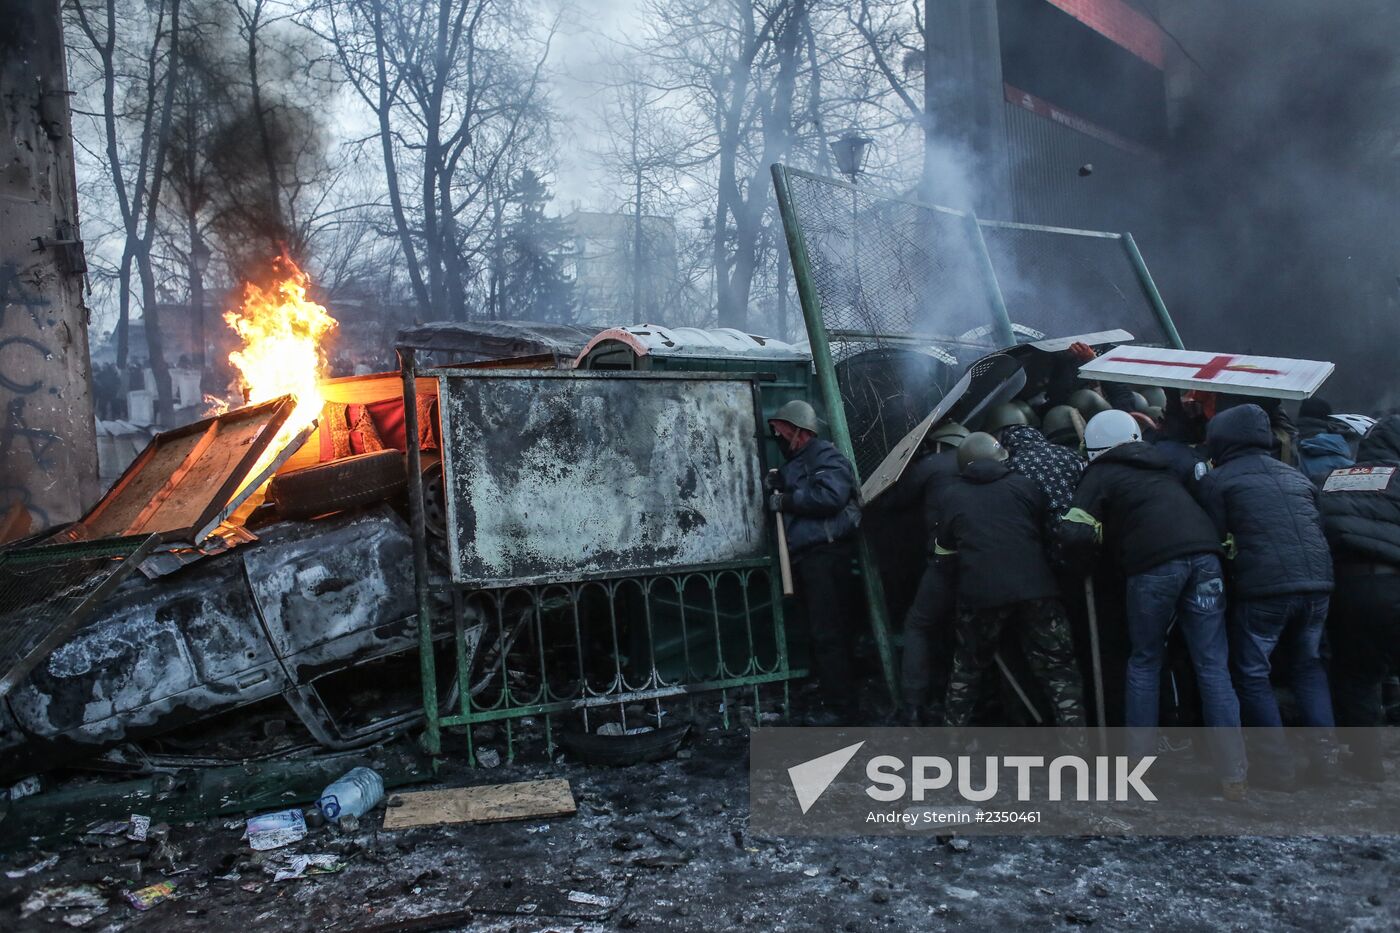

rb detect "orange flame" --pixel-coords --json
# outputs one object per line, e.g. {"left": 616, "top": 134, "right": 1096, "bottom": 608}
{"left": 222, "top": 254, "right": 337, "bottom": 469}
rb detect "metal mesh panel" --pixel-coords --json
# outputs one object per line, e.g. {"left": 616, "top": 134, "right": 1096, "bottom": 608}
{"left": 978, "top": 221, "right": 1171, "bottom": 346}
{"left": 0, "top": 537, "right": 153, "bottom": 694}
{"left": 779, "top": 170, "right": 1005, "bottom": 476}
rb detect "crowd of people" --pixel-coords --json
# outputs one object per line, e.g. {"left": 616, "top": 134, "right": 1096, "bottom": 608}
{"left": 763, "top": 343, "right": 1399, "bottom": 798}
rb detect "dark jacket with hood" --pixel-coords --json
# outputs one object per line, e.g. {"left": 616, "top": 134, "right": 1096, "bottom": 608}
{"left": 776, "top": 437, "right": 861, "bottom": 558}
{"left": 1298, "top": 433, "right": 1355, "bottom": 484}
{"left": 1058, "top": 441, "right": 1221, "bottom": 576}
{"left": 1002, "top": 424, "right": 1084, "bottom": 517}
{"left": 1196, "top": 405, "right": 1333, "bottom": 598}
{"left": 1318, "top": 415, "right": 1400, "bottom": 568}
{"left": 935, "top": 460, "right": 1058, "bottom": 611}
{"left": 879, "top": 447, "right": 960, "bottom": 559}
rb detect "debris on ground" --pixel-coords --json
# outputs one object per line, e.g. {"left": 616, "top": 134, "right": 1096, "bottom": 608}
{"left": 244, "top": 809, "right": 307, "bottom": 851}
{"left": 21, "top": 883, "right": 107, "bottom": 918}
{"left": 123, "top": 880, "right": 178, "bottom": 911}
{"left": 317, "top": 766, "right": 384, "bottom": 821}
{"left": 267, "top": 853, "right": 345, "bottom": 883}
{"left": 5, "top": 852, "right": 59, "bottom": 878}
{"left": 382, "top": 778, "right": 575, "bottom": 830}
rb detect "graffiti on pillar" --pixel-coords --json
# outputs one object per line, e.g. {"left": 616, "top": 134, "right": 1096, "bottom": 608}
{"left": 0, "top": 336, "right": 51, "bottom": 393}
{"left": 0, "top": 261, "right": 50, "bottom": 330}
{"left": 0, "top": 398, "right": 62, "bottom": 473}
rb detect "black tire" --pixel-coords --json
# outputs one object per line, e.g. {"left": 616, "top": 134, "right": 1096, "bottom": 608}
{"left": 269, "top": 450, "right": 408, "bottom": 520}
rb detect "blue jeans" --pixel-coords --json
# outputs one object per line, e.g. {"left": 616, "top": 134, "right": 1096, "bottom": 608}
{"left": 1125, "top": 554, "right": 1246, "bottom": 783}
{"left": 1229, "top": 594, "right": 1334, "bottom": 729}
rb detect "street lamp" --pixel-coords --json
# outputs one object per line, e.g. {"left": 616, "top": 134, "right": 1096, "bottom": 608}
{"left": 830, "top": 130, "right": 874, "bottom": 184}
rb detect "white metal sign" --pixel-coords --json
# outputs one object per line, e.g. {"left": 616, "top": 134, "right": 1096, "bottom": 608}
{"left": 1323, "top": 467, "right": 1395, "bottom": 493}
{"left": 1078, "top": 346, "right": 1334, "bottom": 400}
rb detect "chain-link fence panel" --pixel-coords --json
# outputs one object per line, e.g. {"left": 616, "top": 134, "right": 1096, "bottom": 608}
{"left": 978, "top": 221, "right": 1175, "bottom": 347}
{"left": 776, "top": 169, "right": 1012, "bottom": 477}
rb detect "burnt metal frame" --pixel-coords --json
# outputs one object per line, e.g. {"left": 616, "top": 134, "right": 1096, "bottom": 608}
{"left": 771, "top": 164, "right": 1187, "bottom": 705}
{"left": 398, "top": 352, "right": 798, "bottom": 761}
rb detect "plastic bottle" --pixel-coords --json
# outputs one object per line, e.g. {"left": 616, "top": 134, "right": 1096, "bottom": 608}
{"left": 317, "top": 766, "right": 384, "bottom": 821}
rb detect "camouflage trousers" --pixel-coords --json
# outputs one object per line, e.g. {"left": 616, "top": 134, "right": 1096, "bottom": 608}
{"left": 942, "top": 597, "right": 1086, "bottom": 727}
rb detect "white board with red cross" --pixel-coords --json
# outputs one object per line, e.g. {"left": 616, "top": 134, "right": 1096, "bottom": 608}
{"left": 1077, "top": 347, "right": 1334, "bottom": 400}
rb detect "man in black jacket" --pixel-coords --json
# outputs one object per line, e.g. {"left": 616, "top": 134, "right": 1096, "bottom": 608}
{"left": 1198, "top": 404, "right": 1335, "bottom": 785}
{"left": 934, "top": 433, "right": 1085, "bottom": 727}
{"left": 881, "top": 422, "right": 967, "bottom": 725}
{"left": 1317, "top": 415, "right": 1400, "bottom": 780}
{"left": 766, "top": 401, "right": 862, "bottom": 723}
{"left": 1059, "top": 410, "right": 1247, "bottom": 795}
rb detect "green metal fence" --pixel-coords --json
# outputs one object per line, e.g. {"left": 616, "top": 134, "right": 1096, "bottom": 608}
{"left": 397, "top": 350, "right": 801, "bottom": 764}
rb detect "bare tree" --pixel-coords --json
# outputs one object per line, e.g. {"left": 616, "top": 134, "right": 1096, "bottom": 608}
{"left": 321, "top": 0, "right": 557, "bottom": 320}
{"left": 68, "top": 0, "right": 183, "bottom": 419}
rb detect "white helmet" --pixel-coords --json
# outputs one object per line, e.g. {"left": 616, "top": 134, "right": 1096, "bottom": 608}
{"left": 1084, "top": 409, "right": 1142, "bottom": 461}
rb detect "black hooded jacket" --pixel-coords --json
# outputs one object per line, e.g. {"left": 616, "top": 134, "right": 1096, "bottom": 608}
{"left": 934, "top": 460, "right": 1059, "bottom": 610}
{"left": 879, "top": 447, "right": 960, "bottom": 558}
{"left": 1318, "top": 416, "right": 1400, "bottom": 568}
{"left": 1058, "top": 441, "right": 1222, "bottom": 576}
{"left": 1196, "top": 405, "right": 1333, "bottom": 598}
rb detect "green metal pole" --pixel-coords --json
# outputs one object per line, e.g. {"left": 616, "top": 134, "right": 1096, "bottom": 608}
{"left": 1123, "top": 232, "right": 1185, "bottom": 349}
{"left": 771, "top": 163, "right": 899, "bottom": 706}
{"left": 399, "top": 348, "right": 441, "bottom": 759}
{"left": 966, "top": 213, "right": 1018, "bottom": 348}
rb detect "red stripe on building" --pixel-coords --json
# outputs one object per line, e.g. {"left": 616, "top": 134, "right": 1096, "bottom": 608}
{"left": 1004, "top": 84, "right": 1157, "bottom": 157}
{"left": 1043, "top": 0, "right": 1166, "bottom": 69}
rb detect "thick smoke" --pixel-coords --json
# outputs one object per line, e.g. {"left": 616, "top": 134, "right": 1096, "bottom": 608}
{"left": 1150, "top": 0, "right": 1400, "bottom": 411}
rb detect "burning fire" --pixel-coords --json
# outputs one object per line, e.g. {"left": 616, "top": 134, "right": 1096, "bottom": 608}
{"left": 222, "top": 253, "right": 337, "bottom": 466}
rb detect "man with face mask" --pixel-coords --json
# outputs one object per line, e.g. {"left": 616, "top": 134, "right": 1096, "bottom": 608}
{"left": 766, "top": 400, "right": 862, "bottom": 724}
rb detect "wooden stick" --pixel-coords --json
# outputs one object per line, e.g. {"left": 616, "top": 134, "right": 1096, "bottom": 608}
{"left": 1084, "top": 577, "right": 1109, "bottom": 755}
{"left": 994, "top": 652, "right": 1043, "bottom": 725}
{"left": 774, "top": 512, "right": 794, "bottom": 596}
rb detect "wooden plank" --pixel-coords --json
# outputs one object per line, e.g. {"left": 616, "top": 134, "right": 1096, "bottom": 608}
{"left": 382, "top": 779, "right": 576, "bottom": 830}
{"left": 125, "top": 421, "right": 221, "bottom": 535}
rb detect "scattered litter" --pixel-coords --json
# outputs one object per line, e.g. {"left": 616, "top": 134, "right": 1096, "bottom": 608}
{"left": 241, "top": 882, "right": 265, "bottom": 895}
{"left": 268, "top": 853, "right": 345, "bottom": 883}
{"left": 245, "top": 808, "right": 307, "bottom": 851}
{"left": 83, "top": 819, "right": 130, "bottom": 837}
{"left": 337, "top": 814, "right": 360, "bottom": 834}
{"left": 568, "top": 891, "right": 613, "bottom": 908}
{"left": 802, "top": 867, "right": 820, "bottom": 877}
{"left": 946, "top": 885, "right": 980, "bottom": 900}
{"left": 60, "top": 907, "right": 108, "bottom": 928}
{"left": 128, "top": 813, "right": 151, "bottom": 842}
{"left": 526, "top": 824, "right": 551, "bottom": 834}
{"left": 317, "top": 766, "right": 384, "bottom": 821}
{"left": 22, "top": 884, "right": 108, "bottom": 918}
{"left": 947, "top": 836, "right": 971, "bottom": 853}
{"left": 6, "top": 852, "right": 59, "bottom": 878}
{"left": 124, "top": 881, "right": 177, "bottom": 911}
{"left": 9, "top": 775, "right": 41, "bottom": 800}
{"left": 383, "top": 778, "right": 576, "bottom": 830}
{"left": 476, "top": 748, "right": 502, "bottom": 768}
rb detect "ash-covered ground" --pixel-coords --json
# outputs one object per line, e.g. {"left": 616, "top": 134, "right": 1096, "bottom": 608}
{"left": 2, "top": 724, "right": 1397, "bottom": 932}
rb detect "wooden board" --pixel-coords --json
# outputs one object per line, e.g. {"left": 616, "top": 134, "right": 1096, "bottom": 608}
{"left": 382, "top": 779, "right": 576, "bottom": 830}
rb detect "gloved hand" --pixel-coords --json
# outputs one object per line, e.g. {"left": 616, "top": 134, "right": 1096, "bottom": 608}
{"left": 767, "top": 491, "right": 786, "bottom": 513}
{"left": 764, "top": 468, "right": 787, "bottom": 492}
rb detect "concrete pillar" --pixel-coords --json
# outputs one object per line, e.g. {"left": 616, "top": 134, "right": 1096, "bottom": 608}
{"left": 0, "top": 0, "right": 99, "bottom": 532}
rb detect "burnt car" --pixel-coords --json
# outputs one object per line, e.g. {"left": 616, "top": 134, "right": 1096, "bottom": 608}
{"left": 0, "top": 506, "right": 429, "bottom": 782}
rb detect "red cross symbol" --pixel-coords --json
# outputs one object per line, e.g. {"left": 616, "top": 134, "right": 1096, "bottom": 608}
{"left": 1111, "top": 354, "right": 1283, "bottom": 380}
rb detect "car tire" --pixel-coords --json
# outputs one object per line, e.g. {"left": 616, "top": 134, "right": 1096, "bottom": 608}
{"left": 269, "top": 450, "right": 408, "bottom": 520}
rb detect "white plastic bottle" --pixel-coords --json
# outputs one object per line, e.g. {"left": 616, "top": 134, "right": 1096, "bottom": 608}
{"left": 317, "top": 767, "right": 384, "bottom": 821}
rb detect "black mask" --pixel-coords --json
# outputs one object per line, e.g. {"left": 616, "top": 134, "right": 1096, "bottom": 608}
{"left": 775, "top": 434, "right": 797, "bottom": 460}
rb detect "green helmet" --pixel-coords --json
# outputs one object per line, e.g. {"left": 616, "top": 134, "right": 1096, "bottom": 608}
{"left": 928, "top": 421, "right": 969, "bottom": 449}
{"left": 984, "top": 402, "right": 1029, "bottom": 433}
{"left": 956, "top": 432, "right": 1008, "bottom": 473}
{"left": 1129, "top": 391, "right": 1150, "bottom": 413}
{"left": 1141, "top": 386, "right": 1167, "bottom": 410}
{"left": 1041, "top": 404, "right": 1085, "bottom": 445}
{"left": 1012, "top": 399, "right": 1041, "bottom": 429}
{"left": 1069, "top": 388, "right": 1112, "bottom": 421}
{"left": 769, "top": 400, "right": 819, "bottom": 435}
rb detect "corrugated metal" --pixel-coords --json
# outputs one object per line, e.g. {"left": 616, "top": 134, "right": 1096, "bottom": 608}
{"left": 1002, "top": 101, "right": 1162, "bottom": 233}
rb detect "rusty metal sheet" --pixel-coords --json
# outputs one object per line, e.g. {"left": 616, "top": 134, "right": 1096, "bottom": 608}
{"left": 71, "top": 396, "right": 294, "bottom": 543}
{"left": 434, "top": 371, "right": 767, "bottom": 587}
